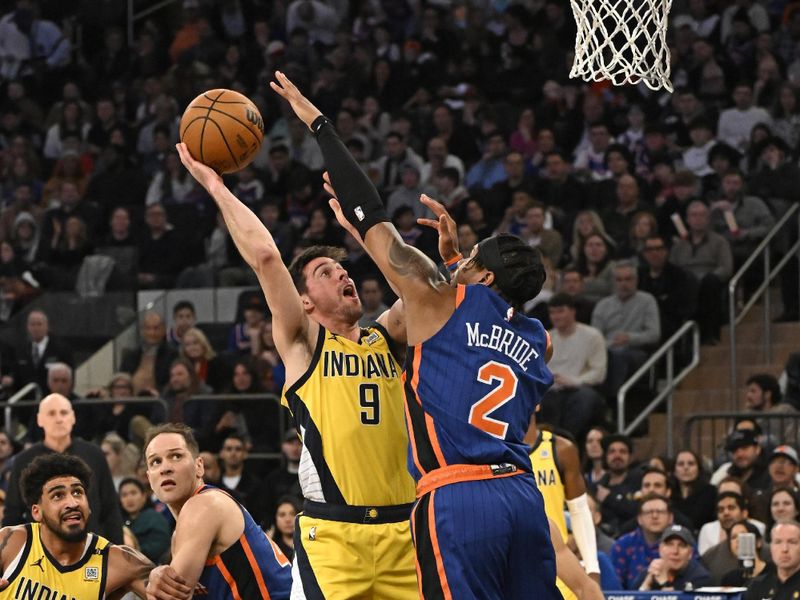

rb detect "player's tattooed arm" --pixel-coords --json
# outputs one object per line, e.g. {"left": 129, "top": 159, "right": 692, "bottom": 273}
{"left": 387, "top": 234, "right": 444, "bottom": 287}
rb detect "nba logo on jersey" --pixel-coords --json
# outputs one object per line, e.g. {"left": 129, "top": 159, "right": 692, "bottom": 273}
{"left": 84, "top": 567, "right": 99, "bottom": 581}
{"left": 308, "top": 526, "right": 317, "bottom": 541}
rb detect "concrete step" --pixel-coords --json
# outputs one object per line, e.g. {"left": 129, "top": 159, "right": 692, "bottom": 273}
{"left": 681, "top": 363, "right": 782, "bottom": 390}
{"left": 720, "top": 321, "right": 800, "bottom": 344}
{"left": 700, "top": 343, "right": 795, "bottom": 368}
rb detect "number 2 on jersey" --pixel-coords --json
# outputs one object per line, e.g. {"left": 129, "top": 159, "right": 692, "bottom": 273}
{"left": 468, "top": 361, "right": 518, "bottom": 439}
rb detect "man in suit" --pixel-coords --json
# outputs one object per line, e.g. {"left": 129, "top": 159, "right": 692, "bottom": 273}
{"left": 11, "top": 309, "right": 73, "bottom": 393}
{"left": 119, "top": 311, "right": 177, "bottom": 395}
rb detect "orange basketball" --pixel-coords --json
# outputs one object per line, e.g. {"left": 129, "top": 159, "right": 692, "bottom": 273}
{"left": 179, "top": 89, "right": 264, "bottom": 175}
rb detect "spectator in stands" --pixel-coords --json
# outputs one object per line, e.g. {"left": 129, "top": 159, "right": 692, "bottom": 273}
{"left": 619, "top": 468, "right": 694, "bottom": 533}
{"left": 465, "top": 131, "right": 509, "bottom": 192}
{"left": 744, "top": 521, "right": 800, "bottom": 600}
{"left": 574, "top": 122, "right": 613, "bottom": 181}
{"left": 768, "top": 448, "right": 800, "bottom": 493}
{"left": 258, "top": 430, "right": 302, "bottom": 529}
{"left": 100, "top": 206, "right": 137, "bottom": 249}
{"left": 710, "top": 169, "right": 775, "bottom": 271}
{"left": 670, "top": 200, "right": 733, "bottom": 344}
{"left": 42, "top": 101, "right": 87, "bottom": 161}
{"left": 3, "top": 393, "right": 123, "bottom": 543}
{"left": 717, "top": 83, "right": 772, "bottom": 152}
{"left": 583, "top": 426, "right": 607, "bottom": 489}
{"left": 90, "top": 372, "right": 141, "bottom": 443}
{"left": 574, "top": 233, "right": 615, "bottom": 304}
{"left": 371, "top": 131, "right": 423, "bottom": 196}
{"left": 120, "top": 311, "right": 178, "bottom": 395}
{"left": 699, "top": 492, "right": 766, "bottom": 554}
{"left": 358, "top": 278, "right": 388, "bottom": 326}
{"left": 11, "top": 308, "right": 73, "bottom": 394}
{"left": 145, "top": 150, "right": 202, "bottom": 207}
{"left": 712, "top": 429, "right": 772, "bottom": 494}
{"left": 617, "top": 211, "right": 658, "bottom": 260}
{"left": 167, "top": 300, "right": 196, "bottom": 348}
{"left": 637, "top": 235, "right": 699, "bottom": 339}
{"left": 611, "top": 493, "right": 674, "bottom": 589}
{"left": 420, "top": 136, "right": 464, "bottom": 189}
{"left": 744, "top": 374, "right": 798, "bottom": 445}
{"left": 385, "top": 163, "right": 433, "bottom": 220}
{"left": 485, "top": 150, "right": 533, "bottom": 224}
{"left": 219, "top": 433, "right": 262, "bottom": 520}
{"left": 534, "top": 151, "right": 586, "bottom": 230}
{"left": 596, "top": 433, "right": 642, "bottom": 535}
{"left": 635, "top": 524, "right": 710, "bottom": 591}
{"left": 601, "top": 175, "right": 652, "bottom": 250}
{"left": 720, "top": 521, "right": 771, "bottom": 586}
{"left": 258, "top": 200, "right": 295, "bottom": 263}
{"left": 682, "top": 118, "right": 717, "bottom": 177}
{"left": 179, "top": 327, "right": 228, "bottom": 393}
{"left": 0, "top": 431, "right": 16, "bottom": 491}
{"left": 672, "top": 449, "right": 718, "bottom": 532}
{"left": 118, "top": 477, "right": 171, "bottom": 564}
{"left": 767, "top": 487, "right": 800, "bottom": 539}
{"left": 224, "top": 358, "right": 278, "bottom": 452}
{"left": 228, "top": 293, "right": 267, "bottom": 355}
{"left": 592, "top": 261, "right": 661, "bottom": 398}
{"left": 519, "top": 202, "right": 562, "bottom": 268}
{"left": 101, "top": 432, "right": 135, "bottom": 492}
{"left": 199, "top": 451, "right": 221, "bottom": 485}
{"left": 558, "top": 268, "right": 595, "bottom": 325}
{"left": 538, "top": 293, "right": 606, "bottom": 441}
{"left": 39, "top": 214, "right": 93, "bottom": 290}
{"left": 150, "top": 358, "right": 216, "bottom": 447}
{"left": 136, "top": 203, "right": 185, "bottom": 289}
{"left": 250, "top": 318, "right": 286, "bottom": 396}
{"left": 272, "top": 496, "right": 300, "bottom": 561}
{"left": 749, "top": 137, "right": 800, "bottom": 209}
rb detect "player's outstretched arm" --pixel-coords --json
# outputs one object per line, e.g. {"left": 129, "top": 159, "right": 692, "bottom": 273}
{"left": 106, "top": 545, "right": 155, "bottom": 600}
{"left": 549, "top": 518, "right": 604, "bottom": 600}
{"left": 271, "top": 72, "right": 447, "bottom": 307}
{"left": 176, "top": 143, "right": 309, "bottom": 353}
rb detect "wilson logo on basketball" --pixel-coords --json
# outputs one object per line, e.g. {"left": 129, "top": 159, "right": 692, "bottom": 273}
{"left": 246, "top": 108, "right": 264, "bottom": 133}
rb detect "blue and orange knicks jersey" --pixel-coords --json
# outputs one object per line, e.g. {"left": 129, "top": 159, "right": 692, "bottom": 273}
{"left": 403, "top": 284, "right": 553, "bottom": 480}
{"left": 195, "top": 485, "right": 291, "bottom": 600}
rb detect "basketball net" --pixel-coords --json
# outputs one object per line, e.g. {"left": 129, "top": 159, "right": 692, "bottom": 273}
{"left": 569, "top": 0, "right": 674, "bottom": 92}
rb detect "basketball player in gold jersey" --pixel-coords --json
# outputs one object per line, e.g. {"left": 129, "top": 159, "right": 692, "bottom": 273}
{"left": 0, "top": 454, "right": 153, "bottom": 599}
{"left": 526, "top": 417, "right": 601, "bottom": 600}
{"left": 176, "top": 145, "right": 418, "bottom": 596}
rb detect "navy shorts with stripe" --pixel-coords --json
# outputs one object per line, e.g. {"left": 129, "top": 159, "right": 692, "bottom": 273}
{"left": 411, "top": 473, "right": 560, "bottom": 600}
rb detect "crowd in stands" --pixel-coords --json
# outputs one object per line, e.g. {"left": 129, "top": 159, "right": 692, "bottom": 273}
{"left": 0, "top": 0, "right": 798, "bottom": 594}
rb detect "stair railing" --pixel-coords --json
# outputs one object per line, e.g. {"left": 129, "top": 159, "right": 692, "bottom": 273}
{"left": 728, "top": 204, "right": 800, "bottom": 408}
{"left": 617, "top": 320, "right": 700, "bottom": 456}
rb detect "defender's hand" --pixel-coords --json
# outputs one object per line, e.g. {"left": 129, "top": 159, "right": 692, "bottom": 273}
{"left": 416, "top": 194, "right": 460, "bottom": 262}
{"left": 146, "top": 565, "right": 192, "bottom": 600}
{"left": 270, "top": 71, "right": 323, "bottom": 129}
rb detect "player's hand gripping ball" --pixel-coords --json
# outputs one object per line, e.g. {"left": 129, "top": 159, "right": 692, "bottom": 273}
{"left": 179, "top": 89, "right": 264, "bottom": 174}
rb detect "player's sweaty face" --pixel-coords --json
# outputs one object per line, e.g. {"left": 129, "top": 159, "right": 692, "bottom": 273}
{"left": 146, "top": 433, "right": 202, "bottom": 505}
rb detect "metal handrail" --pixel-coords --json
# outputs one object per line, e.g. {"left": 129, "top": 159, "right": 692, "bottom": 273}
{"left": 4, "top": 383, "right": 40, "bottom": 437}
{"left": 683, "top": 411, "right": 800, "bottom": 459}
{"left": 127, "top": 0, "right": 181, "bottom": 46}
{"left": 617, "top": 320, "right": 700, "bottom": 456}
{"left": 728, "top": 204, "right": 800, "bottom": 407}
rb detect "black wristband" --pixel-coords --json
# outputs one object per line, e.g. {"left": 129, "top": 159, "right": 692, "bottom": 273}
{"left": 310, "top": 115, "right": 332, "bottom": 136}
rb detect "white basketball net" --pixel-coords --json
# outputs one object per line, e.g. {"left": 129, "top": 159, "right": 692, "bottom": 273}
{"left": 569, "top": 0, "right": 674, "bottom": 92}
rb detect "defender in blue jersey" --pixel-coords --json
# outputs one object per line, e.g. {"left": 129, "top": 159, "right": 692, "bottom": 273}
{"left": 143, "top": 423, "right": 292, "bottom": 600}
{"left": 271, "top": 71, "right": 560, "bottom": 600}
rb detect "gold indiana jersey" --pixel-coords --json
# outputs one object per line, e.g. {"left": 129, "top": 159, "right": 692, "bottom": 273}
{"left": 282, "top": 324, "right": 416, "bottom": 506}
{"left": 0, "top": 523, "right": 111, "bottom": 600}
{"left": 529, "top": 430, "right": 577, "bottom": 600}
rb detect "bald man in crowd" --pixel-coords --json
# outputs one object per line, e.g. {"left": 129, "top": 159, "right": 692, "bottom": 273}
{"left": 2, "top": 394, "right": 123, "bottom": 542}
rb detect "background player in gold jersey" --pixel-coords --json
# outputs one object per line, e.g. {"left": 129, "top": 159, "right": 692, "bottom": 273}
{"left": 177, "top": 136, "right": 418, "bottom": 596}
{"left": 0, "top": 454, "right": 152, "bottom": 599}
{"left": 526, "top": 417, "right": 601, "bottom": 599}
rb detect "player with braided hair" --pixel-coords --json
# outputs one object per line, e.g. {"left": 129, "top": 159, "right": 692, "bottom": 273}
{"left": 272, "top": 71, "right": 559, "bottom": 600}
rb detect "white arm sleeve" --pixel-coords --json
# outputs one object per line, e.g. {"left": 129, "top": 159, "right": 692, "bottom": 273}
{"left": 566, "top": 493, "right": 600, "bottom": 575}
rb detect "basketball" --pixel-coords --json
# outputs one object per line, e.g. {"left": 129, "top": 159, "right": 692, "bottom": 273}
{"left": 179, "top": 89, "right": 264, "bottom": 175}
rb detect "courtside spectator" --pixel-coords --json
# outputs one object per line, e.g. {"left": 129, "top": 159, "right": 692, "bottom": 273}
{"left": 744, "top": 521, "right": 800, "bottom": 600}
{"left": 634, "top": 524, "right": 710, "bottom": 590}
{"left": 698, "top": 492, "right": 766, "bottom": 554}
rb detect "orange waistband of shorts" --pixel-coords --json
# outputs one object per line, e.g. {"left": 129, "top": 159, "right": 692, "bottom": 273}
{"left": 416, "top": 463, "right": 523, "bottom": 497}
